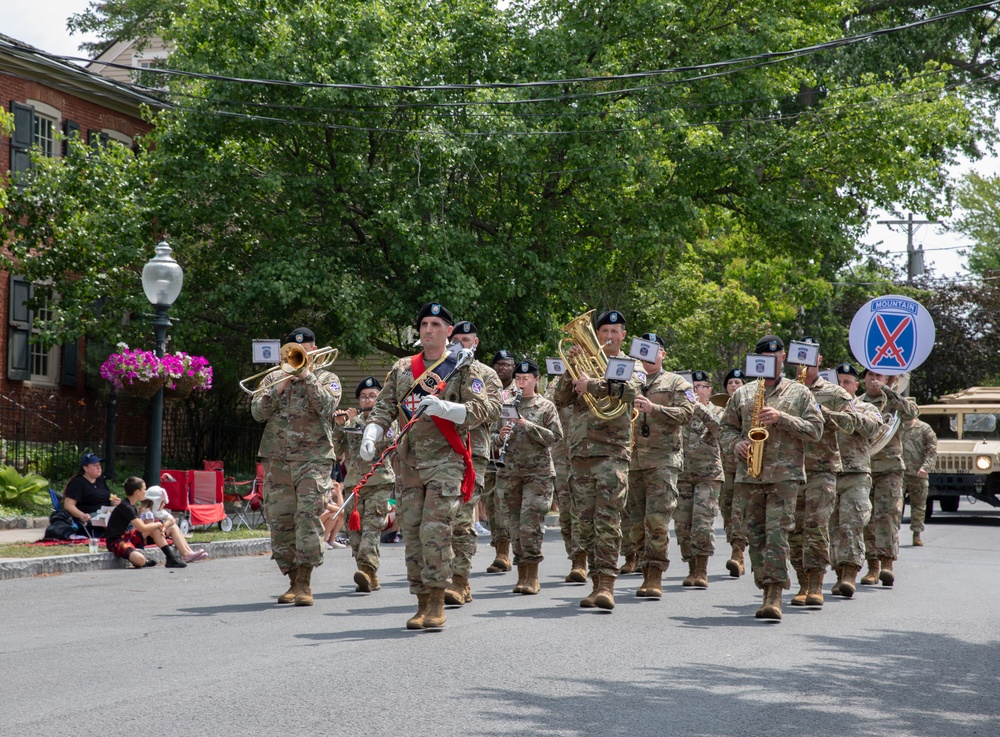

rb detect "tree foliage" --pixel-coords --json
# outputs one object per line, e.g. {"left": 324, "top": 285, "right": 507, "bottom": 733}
{"left": 952, "top": 172, "right": 1000, "bottom": 276}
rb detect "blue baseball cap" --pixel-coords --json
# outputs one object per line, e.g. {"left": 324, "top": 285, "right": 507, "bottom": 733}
{"left": 80, "top": 452, "right": 103, "bottom": 467}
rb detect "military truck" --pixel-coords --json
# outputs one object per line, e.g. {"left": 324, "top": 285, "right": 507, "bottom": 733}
{"left": 917, "top": 386, "right": 1000, "bottom": 516}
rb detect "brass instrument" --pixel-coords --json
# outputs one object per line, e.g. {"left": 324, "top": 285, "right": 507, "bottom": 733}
{"left": 797, "top": 365, "right": 808, "bottom": 384}
{"left": 867, "top": 373, "right": 909, "bottom": 455}
{"left": 239, "top": 344, "right": 339, "bottom": 395}
{"left": 746, "top": 379, "right": 769, "bottom": 478}
{"left": 709, "top": 393, "right": 731, "bottom": 408}
{"left": 558, "top": 309, "right": 631, "bottom": 420}
{"left": 493, "top": 388, "right": 523, "bottom": 469}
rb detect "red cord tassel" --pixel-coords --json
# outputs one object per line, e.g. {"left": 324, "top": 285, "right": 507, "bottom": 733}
{"left": 348, "top": 499, "right": 361, "bottom": 532}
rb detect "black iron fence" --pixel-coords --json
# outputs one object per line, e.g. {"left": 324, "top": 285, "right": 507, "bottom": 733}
{"left": 161, "top": 399, "right": 264, "bottom": 477}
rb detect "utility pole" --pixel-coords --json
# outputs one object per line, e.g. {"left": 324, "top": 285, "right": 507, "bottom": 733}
{"left": 878, "top": 213, "right": 935, "bottom": 285}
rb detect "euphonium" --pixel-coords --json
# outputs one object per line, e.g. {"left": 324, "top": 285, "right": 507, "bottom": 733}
{"left": 746, "top": 379, "right": 769, "bottom": 479}
{"left": 239, "top": 344, "right": 339, "bottom": 395}
{"left": 558, "top": 309, "right": 630, "bottom": 420}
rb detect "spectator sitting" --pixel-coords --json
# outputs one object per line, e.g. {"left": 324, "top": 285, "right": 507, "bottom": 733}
{"left": 105, "top": 477, "right": 187, "bottom": 569}
{"left": 380, "top": 503, "right": 401, "bottom": 544}
{"left": 321, "top": 481, "right": 347, "bottom": 548}
{"left": 62, "top": 452, "right": 120, "bottom": 538}
{"left": 139, "top": 486, "right": 208, "bottom": 563}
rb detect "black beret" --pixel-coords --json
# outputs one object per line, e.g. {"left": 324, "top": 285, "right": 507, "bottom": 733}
{"left": 836, "top": 363, "right": 859, "bottom": 377}
{"left": 724, "top": 368, "right": 747, "bottom": 386}
{"left": 691, "top": 370, "right": 711, "bottom": 383}
{"left": 800, "top": 336, "right": 819, "bottom": 345}
{"left": 514, "top": 359, "right": 539, "bottom": 375}
{"left": 286, "top": 327, "right": 316, "bottom": 344}
{"left": 452, "top": 320, "right": 477, "bottom": 335}
{"left": 640, "top": 332, "right": 665, "bottom": 348}
{"left": 415, "top": 302, "right": 453, "bottom": 327}
{"left": 355, "top": 376, "right": 382, "bottom": 398}
{"left": 596, "top": 310, "right": 626, "bottom": 328}
{"left": 492, "top": 350, "right": 514, "bottom": 365}
{"left": 754, "top": 335, "right": 784, "bottom": 353}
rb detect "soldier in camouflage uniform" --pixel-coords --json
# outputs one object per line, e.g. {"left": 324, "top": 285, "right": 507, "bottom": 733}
{"left": 901, "top": 417, "right": 937, "bottom": 547}
{"left": 362, "top": 303, "right": 500, "bottom": 630}
{"left": 251, "top": 327, "right": 342, "bottom": 607}
{"left": 860, "top": 370, "right": 919, "bottom": 587}
{"left": 829, "top": 362, "right": 883, "bottom": 597}
{"left": 493, "top": 359, "right": 563, "bottom": 594}
{"left": 545, "top": 379, "right": 581, "bottom": 582}
{"left": 625, "top": 333, "right": 694, "bottom": 598}
{"left": 676, "top": 370, "right": 722, "bottom": 591}
{"left": 332, "top": 376, "right": 397, "bottom": 594}
{"left": 720, "top": 368, "right": 749, "bottom": 577}
{"left": 445, "top": 321, "right": 503, "bottom": 606}
{"left": 553, "top": 309, "right": 641, "bottom": 611}
{"left": 483, "top": 350, "right": 517, "bottom": 574}
{"left": 721, "top": 336, "right": 824, "bottom": 621}
{"left": 787, "top": 339, "right": 857, "bottom": 607}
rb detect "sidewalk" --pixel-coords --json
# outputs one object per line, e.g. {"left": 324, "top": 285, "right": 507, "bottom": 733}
{"left": 0, "top": 527, "right": 45, "bottom": 545}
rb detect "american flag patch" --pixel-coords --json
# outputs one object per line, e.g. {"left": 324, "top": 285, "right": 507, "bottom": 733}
{"left": 471, "top": 378, "right": 484, "bottom": 394}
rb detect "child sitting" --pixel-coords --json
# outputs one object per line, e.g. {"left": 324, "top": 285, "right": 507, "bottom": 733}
{"left": 140, "top": 486, "right": 208, "bottom": 563}
{"left": 105, "top": 477, "right": 187, "bottom": 568}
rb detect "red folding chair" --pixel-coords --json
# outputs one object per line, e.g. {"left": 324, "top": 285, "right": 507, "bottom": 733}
{"left": 188, "top": 469, "right": 227, "bottom": 529}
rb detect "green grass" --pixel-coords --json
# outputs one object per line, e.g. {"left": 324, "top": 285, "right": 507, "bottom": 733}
{"left": 0, "top": 527, "right": 269, "bottom": 559}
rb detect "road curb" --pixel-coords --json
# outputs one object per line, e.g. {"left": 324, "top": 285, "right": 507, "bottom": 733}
{"left": 0, "top": 537, "right": 271, "bottom": 580}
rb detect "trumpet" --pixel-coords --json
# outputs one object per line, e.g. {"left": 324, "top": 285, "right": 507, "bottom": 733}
{"left": 239, "top": 343, "right": 338, "bottom": 395}
{"left": 558, "top": 309, "right": 631, "bottom": 420}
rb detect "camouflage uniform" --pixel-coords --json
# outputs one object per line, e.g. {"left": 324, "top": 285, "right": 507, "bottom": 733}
{"left": 251, "top": 367, "right": 342, "bottom": 574}
{"left": 493, "top": 393, "right": 563, "bottom": 563}
{"left": 367, "top": 354, "right": 500, "bottom": 593}
{"left": 789, "top": 376, "right": 854, "bottom": 575}
{"left": 862, "top": 385, "right": 919, "bottom": 561}
{"left": 332, "top": 411, "right": 397, "bottom": 573}
{"left": 676, "top": 401, "right": 723, "bottom": 561}
{"left": 552, "top": 353, "right": 641, "bottom": 579}
{"left": 546, "top": 381, "right": 577, "bottom": 560}
{"left": 830, "top": 398, "right": 882, "bottom": 567}
{"left": 626, "top": 370, "right": 694, "bottom": 571}
{"left": 720, "top": 379, "right": 824, "bottom": 589}
{"left": 720, "top": 442, "right": 744, "bottom": 546}
{"left": 452, "top": 362, "right": 503, "bottom": 581}
{"left": 482, "top": 383, "right": 519, "bottom": 550}
{"left": 901, "top": 419, "right": 938, "bottom": 533}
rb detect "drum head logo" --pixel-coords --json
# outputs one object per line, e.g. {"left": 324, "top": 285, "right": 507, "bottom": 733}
{"left": 849, "top": 295, "right": 935, "bottom": 375}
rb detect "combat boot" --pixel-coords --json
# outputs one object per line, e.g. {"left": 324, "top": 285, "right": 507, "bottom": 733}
{"left": 830, "top": 564, "right": 844, "bottom": 596}
{"left": 277, "top": 566, "right": 299, "bottom": 604}
{"left": 595, "top": 574, "right": 616, "bottom": 610}
{"left": 294, "top": 566, "right": 314, "bottom": 606}
{"left": 756, "top": 583, "right": 783, "bottom": 620}
{"left": 693, "top": 555, "right": 710, "bottom": 588}
{"left": 406, "top": 593, "right": 429, "bottom": 630}
{"left": 423, "top": 588, "right": 447, "bottom": 629}
{"left": 790, "top": 567, "right": 808, "bottom": 606}
{"left": 805, "top": 568, "right": 825, "bottom": 606}
{"left": 512, "top": 564, "right": 527, "bottom": 595}
{"left": 879, "top": 557, "right": 895, "bottom": 586}
{"left": 579, "top": 576, "right": 600, "bottom": 608}
{"left": 860, "top": 559, "right": 880, "bottom": 585}
{"left": 566, "top": 552, "right": 588, "bottom": 583}
{"left": 839, "top": 563, "right": 860, "bottom": 598}
{"left": 726, "top": 543, "right": 745, "bottom": 577}
{"left": 913, "top": 531, "right": 923, "bottom": 547}
{"left": 644, "top": 567, "right": 663, "bottom": 599}
{"left": 682, "top": 559, "right": 697, "bottom": 587}
{"left": 446, "top": 574, "right": 470, "bottom": 605}
{"left": 487, "top": 541, "right": 512, "bottom": 573}
{"left": 636, "top": 566, "right": 651, "bottom": 597}
{"left": 522, "top": 562, "right": 540, "bottom": 595}
{"left": 620, "top": 553, "right": 639, "bottom": 575}
{"left": 354, "top": 565, "right": 377, "bottom": 593}
{"left": 370, "top": 569, "right": 381, "bottom": 591}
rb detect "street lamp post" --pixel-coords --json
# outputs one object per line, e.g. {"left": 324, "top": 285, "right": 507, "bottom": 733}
{"left": 141, "top": 241, "right": 184, "bottom": 486}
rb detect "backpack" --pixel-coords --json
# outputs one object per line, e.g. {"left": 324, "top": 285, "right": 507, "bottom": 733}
{"left": 43, "top": 508, "right": 80, "bottom": 540}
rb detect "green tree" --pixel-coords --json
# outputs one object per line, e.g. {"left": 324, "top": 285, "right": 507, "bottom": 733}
{"left": 952, "top": 172, "right": 1000, "bottom": 276}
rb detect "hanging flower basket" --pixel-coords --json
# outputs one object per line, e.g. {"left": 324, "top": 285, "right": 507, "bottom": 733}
{"left": 163, "top": 374, "right": 198, "bottom": 399}
{"left": 161, "top": 352, "right": 213, "bottom": 399}
{"left": 101, "top": 345, "right": 213, "bottom": 400}
{"left": 118, "top": 375, "right": 166, "bottom": 399}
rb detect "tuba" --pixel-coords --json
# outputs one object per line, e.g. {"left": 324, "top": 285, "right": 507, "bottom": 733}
{"left": 746, "top": 379, "right": 768, "bottom": 478}
{"left": 558, "top": 309, "right": 631, "bottom": 420}
{"left": 239, "top": 344, "right": 338, "bottom": 395}
{"left": 867, "top": 372, "right": 909, "bottom": 455}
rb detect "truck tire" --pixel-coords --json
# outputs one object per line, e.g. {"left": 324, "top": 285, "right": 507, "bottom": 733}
{"left": 940, "top": 496, "right": 960, "bottom": 513}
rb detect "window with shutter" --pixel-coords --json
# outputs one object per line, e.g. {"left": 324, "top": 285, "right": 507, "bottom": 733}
{"left": 7, "top": 276, "right": 32, "bottom": 381}
{"left": 9, "top": 101, "right": 35, "bottom": 176}
{"left": 64, "top": 120, "right": 81, "bottom": 156}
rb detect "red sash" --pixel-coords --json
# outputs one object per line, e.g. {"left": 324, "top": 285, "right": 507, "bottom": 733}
{"left": 410, "top": 352, "right": 476, "bottom": 502}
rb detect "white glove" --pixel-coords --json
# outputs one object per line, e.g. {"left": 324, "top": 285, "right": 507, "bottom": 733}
{"left": 417, "top": 394, "right": 467, "bottom": 424}
{"left": 360, "top": 423, "right": 384, "bottom": 461}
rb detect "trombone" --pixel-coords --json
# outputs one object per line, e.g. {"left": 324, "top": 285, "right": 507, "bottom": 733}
{"left": 239, "top": 344, "right": 338, "bottom": 396}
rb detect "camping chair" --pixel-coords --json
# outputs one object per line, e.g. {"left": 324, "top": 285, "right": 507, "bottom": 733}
{"left": 161, "top": 470, "right": 191, "bottom": 532}
{"left": 188, "top": 469, "right": 227, "bottom": 530}
{"left": 228, "top": 462, "right": 266, "bottom": 531}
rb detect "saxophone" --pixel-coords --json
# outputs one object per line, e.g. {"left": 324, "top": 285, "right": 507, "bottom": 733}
{"left": 746, "top": 379, "right": 769, "bottom": 479}
{"left": 797, "top": 365, "right": 808, "bottom": 384}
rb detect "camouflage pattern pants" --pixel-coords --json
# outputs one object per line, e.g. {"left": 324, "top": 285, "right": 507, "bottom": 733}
{"left": 905, "top": 475, "right": 929, "bottom": 533}
{"left": 742, "top": 480, "right": 798, "bottom": 590}
{"left": 399, "top": 478, "right": 462, "bottom": 593}
{"left": 789, "top": 471, "right": 837, "bottom": 571}
{"left": 554, "top": 462, "right": 579, "bottom": 559}
{"left": 348, "top": 483, "right": 393, "bottom": 572}
{"left": 719, "top": 469, "right": 737, "bottom": 544}
{"left": 831, "top": 472, "right": 872, "bottom": 567}
{"left": 625, "top": 466, "right": 678, "bottom": 573}
{"left": 499, "top": 473, "right": 554, "bottom": 563}
{"left": 675, "top": 478, "right": 720, "bottom": 562}
{"left": 451, "top": 484, "right": 482, "bottom": 578}
{"left": 570, "top": 455, "right": 629, "bottom": 578}
{"left": 262, "top": 459, "right": 331, "bottom": 575}
{"left": 864, "top": 470, "right": 903, "bottom": 560}
{"left": 482, "top": 469, "right": 510, "bottom": 547}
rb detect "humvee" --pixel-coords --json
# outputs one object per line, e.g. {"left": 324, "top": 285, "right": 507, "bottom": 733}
{"left": 917, "top": 386, "right": 1000, "bottom": 515}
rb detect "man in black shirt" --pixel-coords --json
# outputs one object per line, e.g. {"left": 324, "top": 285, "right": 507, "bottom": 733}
{"left": 105, "top": 477, "right": 187, "bottom": 568}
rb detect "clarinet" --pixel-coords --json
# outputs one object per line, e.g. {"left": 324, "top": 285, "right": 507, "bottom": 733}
{"left": 493, "top": 388, "right": 523, "bottom": 469}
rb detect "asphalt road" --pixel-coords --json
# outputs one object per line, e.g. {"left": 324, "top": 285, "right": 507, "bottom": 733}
{"left": 2, "top": 520, "right": 998, "bottom": 737}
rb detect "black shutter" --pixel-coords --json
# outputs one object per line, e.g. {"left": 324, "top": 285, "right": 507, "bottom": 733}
{"left": 61, "top": 340, "right": 79, "bottom": 387}
{"left": 7, "top": 276, "right": 33, "bottom": 381}
{"left": 64, "top": 119, "right": 80, "bottom": 156}
{"left": 9, "top": 101, "right": 35, "bottom": 175}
